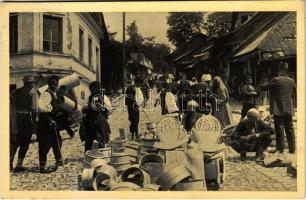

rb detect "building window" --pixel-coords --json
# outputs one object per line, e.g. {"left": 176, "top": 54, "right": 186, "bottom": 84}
{"left": 96, "top": 47, "right": 99, "bottom": 69}
{"left": 79, "top": 28, "right": 84, "bottom": 61}
{"left": 88, "top": 37, "right": 93, "bottom": 68}
{"left": 43, "top": 15, "right": 62, "bottom": 53}
{"left": 9, "top": 15, "right": 18, "bottom": 53}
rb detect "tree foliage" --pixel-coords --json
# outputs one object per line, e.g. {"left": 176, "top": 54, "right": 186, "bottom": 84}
{"left": 126, "top": 21, "right": 144, "bottom": 46}
{"left": 126, "top": 21, "right": 171, "bottom": 73}
{"left": 201, "top": 12, "right": 232, "bottom": 38}
{"left": 166, "top": 12, "right": 204, "bottom": 48}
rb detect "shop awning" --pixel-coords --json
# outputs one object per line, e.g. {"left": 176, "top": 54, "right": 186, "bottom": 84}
{"left": 233, "top": 26, "right": 274, "bottom": 57}
{"left": 130, "top": 53, "right": 153, "bottom": 70}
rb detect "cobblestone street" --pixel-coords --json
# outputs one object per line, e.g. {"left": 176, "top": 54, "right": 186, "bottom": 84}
{"left": 10, "top": 95, "right": 297, "bottom": 191}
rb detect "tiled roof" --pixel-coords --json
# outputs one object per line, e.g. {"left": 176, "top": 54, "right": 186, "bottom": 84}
{"left": 258, "top": 13, "right": 296, "bottom": 55}
{"left": 166, "top": 34, "right": 209, "bottom": 63}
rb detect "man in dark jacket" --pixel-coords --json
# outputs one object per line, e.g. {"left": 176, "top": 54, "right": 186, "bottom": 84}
{"left": 125, "top": 77, "right": 144, "bottom": 140}
{"left": 10, "top": 76, "right": 37, "bottom": 172}
{"left": 230, "top": 108, "right": 274, "bottom": 161}
{"left": 10, "top": 85, "right": 18, "bottom": 172}
{"left": 240, "top": 76, "right": 258, "bottom": 120}
{"left": 261, "top": 62, "right": 296, "bottom": 154}
{"left": 177, "top": 73, "right": 191, "bottom": 113}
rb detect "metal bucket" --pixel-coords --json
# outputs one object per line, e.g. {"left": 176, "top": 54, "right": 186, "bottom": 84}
{"left": 123, "top": 143, "right": 141, "bottom": 157}
{"left": 110, "top": 139, "right": 126, "bottom": 152}
{"left": 156, "top": 165, "right": 192, "bottom": 190}
{"left": 120, "top": 166, "right": 151, "bottom": 187}
{"left": 140, "top": 154, "right": 164, "bottom": 166}
{"left": 111, "top": 153, "right": 131, "bottom": 163}
{"left": 84, "top": 149, "right": 111, "bottom": 165}
{"left": 97, "top": 147, "right": 112, "bottom": 157}
{"left": 140, "top": 138, "right": 159, "bottom": 148}
{"left": 140, "top": 163, "right": 165, "bottom": 183}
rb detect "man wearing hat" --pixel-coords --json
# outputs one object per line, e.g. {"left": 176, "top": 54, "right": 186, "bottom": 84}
{"left": 230, "top": 108, "right": 275, "bottom": 161}
{"left": 37, "top": 75, "right": 67, "bottom": 173}
{"left": 192, "top": 73, "right": 213, "bottom": 114}
{"left": 10, "top": 75, "right": 38, "bottom": 172}
{"left": 261, "top": 62, "right": 296, "bottom": 154}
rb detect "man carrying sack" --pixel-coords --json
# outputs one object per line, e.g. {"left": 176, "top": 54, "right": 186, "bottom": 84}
{"left": 37, "top": 75, "right": 67, "bottom": 173}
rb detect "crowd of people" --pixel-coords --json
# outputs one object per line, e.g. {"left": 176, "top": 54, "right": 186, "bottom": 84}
{"left": 127, "top": 61, "right": 296, "bottom": 161}
{"left": 9, "top": 61, "right": 296, "bottom": 173}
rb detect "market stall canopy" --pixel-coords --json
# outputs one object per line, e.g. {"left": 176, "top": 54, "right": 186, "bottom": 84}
{"left": 130, "top": 52, "right": 153, "bottom": 70}
{"left": 234, "top": 26, "right": 274, "bottom": 57}
{"left": 166, "top": 34, "right": 209, "bottom": 64}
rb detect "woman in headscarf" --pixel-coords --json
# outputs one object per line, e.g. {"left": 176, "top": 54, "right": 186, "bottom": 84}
{"left": 82, "top": 81, "right": 111, "bottom": 152}
{"left": 212, "top": 76, "right": 234, "bottom": 127}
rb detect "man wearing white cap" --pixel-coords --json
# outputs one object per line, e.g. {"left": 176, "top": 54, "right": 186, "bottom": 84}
{"left": 192, "top": 73, "right": 213, "bottom": 114}
{"left": 230, "top": 108, "right": 275, "bottom": 161}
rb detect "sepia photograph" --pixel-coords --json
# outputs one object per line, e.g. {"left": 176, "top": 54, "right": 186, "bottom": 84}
{"left": 0, "top": 1, "right": 304, "bottom": 199}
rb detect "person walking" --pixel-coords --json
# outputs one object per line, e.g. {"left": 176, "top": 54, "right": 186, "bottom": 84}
{"left": 10, "top": 76, "right": 37, "bottom": 173}
{"left": 177, "top": 73, "right": 191, "bottom": 113}
{"left": 193, "top": 74, "right": 213, "bottom": 114}
{"left": 212, "top": 76, "right": 234, "bottom": 127}
{"left": 37, "top": 75, "right": 66, "bottom": 173}
{"left": 83, "top": 81, "right": 112, "bottom": 152}
{"left": 261, "top": 62, "right": 296, "bottom": 154}
{"left": 141, "top": 78, "right": 150, "bottom": 107}
{"left": 240, "top": 76, "right": 258, "bottom": 120}
{"left": 10, "top": 85, "right": 18, "bottom": 172}
{"left": 125, "top": 77, "right": 144, "bottom": 140}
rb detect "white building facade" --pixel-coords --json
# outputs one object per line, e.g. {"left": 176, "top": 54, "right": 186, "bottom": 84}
{"left": 10, "top": 12, "right": 107, "bottom": 106}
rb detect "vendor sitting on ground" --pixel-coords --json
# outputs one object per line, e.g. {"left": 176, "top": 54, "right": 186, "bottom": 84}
{"left": 230, "top": 108, "right": 275, "bottom": 161}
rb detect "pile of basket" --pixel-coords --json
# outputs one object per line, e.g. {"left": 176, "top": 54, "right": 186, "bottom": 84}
{"left": 80, "top": 129, "right": 208, "bottom": 191}
{"left": 80, "top": 150, "right": 207, "bottom": 191}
